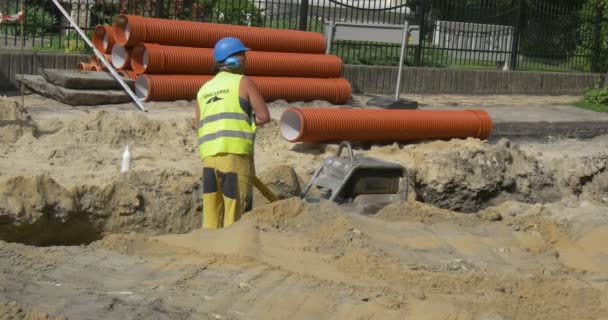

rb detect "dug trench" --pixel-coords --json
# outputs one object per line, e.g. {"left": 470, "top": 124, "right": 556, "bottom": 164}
{"left": 1, "top": 96, "right": 608, "bottom": 319}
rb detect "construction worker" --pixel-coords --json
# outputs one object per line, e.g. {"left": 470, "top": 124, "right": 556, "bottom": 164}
{"left": 196, "top": 37, "right": 270, "bottom": 229}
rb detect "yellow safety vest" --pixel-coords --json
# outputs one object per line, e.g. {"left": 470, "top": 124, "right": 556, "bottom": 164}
{"left": 196, "top": 72, "right": 255, "bottom": 160}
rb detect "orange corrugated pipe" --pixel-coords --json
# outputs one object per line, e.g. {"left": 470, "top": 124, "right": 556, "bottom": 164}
{"left": 134, "top": 75, "right": 351, "bottom": 104}
{"left": 130, "top": 43, "right": 342, "bottom": 77}
{"left": 92, "top": 25, "right": 116, "bottom": 54}
{"left": 111, "top": 44, "right": 132, "bottom": 69}
{"left": 90, "top": 54, "right": 112, "bottom": 70}
{"left": 77, "top": 62, "right": 96, "bottom": 71}
{"left": 279, "top": 107, "right": 493, "bottom": 143}
{"left": 113, "top": 14, "right": 326, "bottom": 54}
{"left": 119, "top": 70, "right": 138, "bottom": 80}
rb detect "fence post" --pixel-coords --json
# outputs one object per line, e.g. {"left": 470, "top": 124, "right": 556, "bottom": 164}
{"left": 413, "top": 0, "right": 427, "bottom": 66}
{"left": 591, "top": 3, "right": 604, "bottom": 73}
{"left": 155, "top": 0, "right": 164, "bottom": 18}
{"left": 509, "top": 0, "right": 524, "bottom": 70}
{"left": 299, "top": 0, "right": 309, "bottom": 31}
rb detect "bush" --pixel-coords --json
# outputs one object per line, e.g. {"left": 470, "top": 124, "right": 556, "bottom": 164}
{"left": 584, "top": 87, "right": 608, "bottom": 105}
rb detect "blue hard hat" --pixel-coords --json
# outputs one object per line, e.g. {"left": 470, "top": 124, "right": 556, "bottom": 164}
{"left": 213, "top": 37, "right": 250, "bottom": 63}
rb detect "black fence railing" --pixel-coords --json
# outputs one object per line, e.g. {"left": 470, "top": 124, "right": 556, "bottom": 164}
{"left": 0, "top": 0, "right": 605, "bottom": 73}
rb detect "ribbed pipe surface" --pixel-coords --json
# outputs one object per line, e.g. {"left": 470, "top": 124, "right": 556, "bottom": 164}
{"left": 119, "top": 70, "right": 138, "bottom": 80}
{"left": 279, "top": 107, "right": 493, "bottom": 143}
{"left": 135, "top": 75, "right": 351, "bottom": 104}
{"left": 130, "top": 43, "right": 342, "bottom": 77}
{"left": 92, "top": 25, "right": 116, "bottom": 54}
{"left": 111, "top": 44, "right": 132, "bottom": 69}
{"left": 113, "top": 14, "right": 326, "bottom": 53}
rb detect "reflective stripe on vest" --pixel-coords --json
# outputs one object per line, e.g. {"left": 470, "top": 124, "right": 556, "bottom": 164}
{"left": 196, "top": 72, "right": 255, "bottom": 159}
{"left": 198, "top": 112, "right": 250, "bottom": 128}
{"left": 197, "top": 130, "right": 255, "bottom": 146}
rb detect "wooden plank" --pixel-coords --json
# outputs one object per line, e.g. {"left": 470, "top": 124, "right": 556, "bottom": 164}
{"left": 402, "top": 66, "right": 413, "bottom": 94}
{"left": 9, "top": 52, "right": 20, "bottom": 82}
{"left": 65, "top": 55, "right": 79, "bottom": 70}
{"left": 54, "top": 54, "right": 67, "bottom": 69}
{"left": 384, "top": 66, "right": 394, "bottom": 95}
{"left": 412, "top": 68, "right": 422, "bottom": 94}
{"left": 21, "top": 52, "right": 34, "bottom": 75}
{"left": 0, "top": 52, "right": 12, "bottom": 89}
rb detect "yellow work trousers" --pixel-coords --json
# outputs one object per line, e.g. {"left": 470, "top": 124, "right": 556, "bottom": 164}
{"left": 202, "top": 153, "right": 253, "bottom": 229}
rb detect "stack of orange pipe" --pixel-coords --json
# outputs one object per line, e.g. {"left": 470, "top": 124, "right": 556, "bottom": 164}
{"left": 135, "top": 75, "right": 351, "bottom": 104}
{"left": 87, "top": 15, "right": 351, "bottom": 103}
{"left": 130, "top": 43, "right": 343, "bottom": 77}
{"left": 279, "top": 107, "right": 493, "bottom": 143}
{"left": 113, "top": 14, "right": 326, "bottom": 53}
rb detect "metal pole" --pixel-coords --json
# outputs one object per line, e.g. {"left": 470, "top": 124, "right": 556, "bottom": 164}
{"left": 509, "top": 0, "right": 523, "bottom": 71}
{"left": 395, "top": 20, "right": 409, "bottom": 100}
{"left": 49, "top": 0, "right": 147, "bottom": 112}
{"left": 19, "top": 0, "right": 24, "bottom": 109}
{"left": 325, "top": 20, "right": 334, "bottom": 55}
{"left": 298, "top": 0, "right": 309, "bottom": 31}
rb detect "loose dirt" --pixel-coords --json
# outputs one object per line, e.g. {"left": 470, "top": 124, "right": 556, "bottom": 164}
{"left": 0, "top": 94, "right": 607, "bottom": 320}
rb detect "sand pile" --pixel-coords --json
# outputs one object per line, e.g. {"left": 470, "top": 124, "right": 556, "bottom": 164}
{"left": 0, "top": 170, "right": 201, "bottom": 246}
{"left": 1, "top": 95, "right": 608, "bottom": 319}
{"left": 0, "top": 97, "right": 35, "bottom": 144}
{"left": 1, "top": 103, "right": 608, "bottom": 247}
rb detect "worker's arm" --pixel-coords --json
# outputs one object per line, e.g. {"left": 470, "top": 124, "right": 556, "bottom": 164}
{"left": 242, "top": 77, "right": 270, "bottom": 125}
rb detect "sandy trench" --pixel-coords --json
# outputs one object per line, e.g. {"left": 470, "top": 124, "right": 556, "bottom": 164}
{"left": 0, "top": 93, "right": 607, "bottom": 320}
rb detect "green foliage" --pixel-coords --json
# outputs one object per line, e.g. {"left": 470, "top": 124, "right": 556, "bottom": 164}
{"left": 212, "top": 0, "right": 264, "bottom": 26}
{"left": 573, "top": 0, "right": 608, "bottom": 72}
{"left": 567, "top": 46, "right": 593, "bottom": 72}
{"left": 0, "top": 4, "right": 57, "bottom": 37}
{"left": 30, "top": 32, "right": 93, "bottom": 54}
{"left": 90, "top": 2, "right": 121, "bottom": 26}
{"left": 584, "top": 87, "right": 608, "bottom": 105}
{"left": 335, "top": 42, "right": 448, "bottom": 67}
{"left": 573, "top": 98, "right": 608, "bottom": 113}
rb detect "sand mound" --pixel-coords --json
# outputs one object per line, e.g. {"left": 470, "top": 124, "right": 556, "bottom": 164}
{"left": 0, "top": 97, "right": 35, "bottom": 143}
{"left": 0, "top": 170, "right": 201, "bottom": 246}
{"left": 52, "top": 109, "right": 195, "bottom": 147}
{"left": 1, "top": 100, "right": 608, "bottom": 319}
{"left": 0, "top": 299, "right": 68, "bottom": 320}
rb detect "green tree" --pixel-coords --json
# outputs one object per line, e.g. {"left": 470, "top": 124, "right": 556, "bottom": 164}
{"left": 573, "top": 0, "right": 608, "bottom": 72}
{"left": 213, "top": 0, "right": 264, "bottom": 26}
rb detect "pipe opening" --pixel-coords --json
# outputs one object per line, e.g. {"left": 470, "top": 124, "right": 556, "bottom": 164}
{"left": 125, "top": 21, "right": 131, "bottom": 40}
{"left": 103, "top": 33, "right": 109, "bottom": 51}
{"left": 280, "top": 109, "right": 302, "bottom": 142}
{"left": 130, "top": 45, "right": 146, "bottom": 74}
{"left": 142, "top": 49, "right": 149, "bottom": 69}
{"left": 135, "top": 76, "right": 149, "bottom": 100}
{"left": 111, "top": 45, "right": 128, "bottom": 69}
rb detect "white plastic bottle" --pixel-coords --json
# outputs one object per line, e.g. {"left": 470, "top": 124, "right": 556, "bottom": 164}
{"left": 121, "top": 145, "right": 131, "bottom": 173}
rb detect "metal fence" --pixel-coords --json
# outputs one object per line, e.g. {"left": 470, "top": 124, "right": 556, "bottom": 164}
{"left": 0, "top": 0, "right": 605, "bottom": 72}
